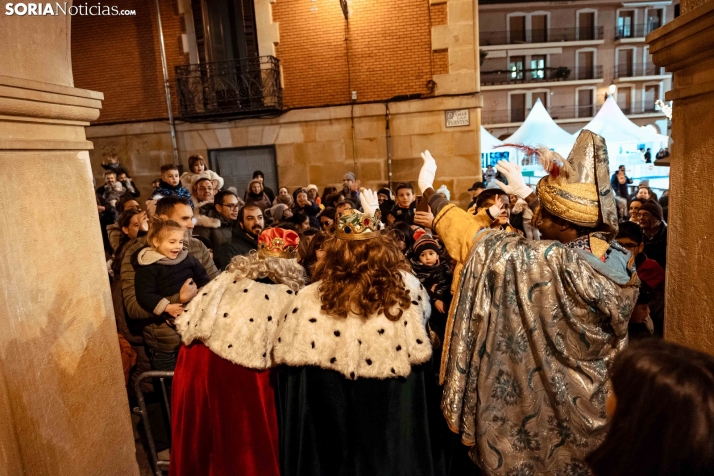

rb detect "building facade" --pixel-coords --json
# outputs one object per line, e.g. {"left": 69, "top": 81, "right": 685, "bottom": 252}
{"left": 72, "top": 0, "right": 483, "bottom": 206}
{"left": 479, "top": 0, "right": 674, "bottom": 141}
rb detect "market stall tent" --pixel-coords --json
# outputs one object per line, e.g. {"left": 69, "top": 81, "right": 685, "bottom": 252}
{"left": 500, "top": 99, "right": 576, "bottom": 162}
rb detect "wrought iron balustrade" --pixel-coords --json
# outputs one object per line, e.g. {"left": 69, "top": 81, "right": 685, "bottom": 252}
{"left": 481, "top": 65, "right": 602, "bottom": 86}
{"left": 480, "top": 26, "right": 604, "bottom": 46}
{"left": 175, "top": 56, "right": 282, "bottom": 119}
{"left": 613, "top": 63, "right": 666, "bottom": 78}
{"left": 482, "top": 102, "right": 663, "bottom": 125}
{"left": 614, "top": 23, "right": 661, "bottom": 40}
{"left": 482, "top": 104, "right": 597, "bottom": 125}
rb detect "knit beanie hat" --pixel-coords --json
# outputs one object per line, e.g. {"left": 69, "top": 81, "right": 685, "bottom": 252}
{"left": 276, "top": 194, "right": 293, "bottom": 206}
{"left": 413, "top": 233, "right": 440, "bottom": 257}
{"left": 268, "top": 203, "right": 288, "bottom": 222}
{"left": 436, "top": 184, "right": 451, "bottom": 201}
{"left": 378, "top": 187, "right": 392, "bottom": 198}
{"left": 639, "top": 199, "right": 663, "bottom": 221}
{"left": 306, "top": 184, "right": 318, "bottom": 193}
{"left": 343, "top": 172, "right": 356, "bottom": 182}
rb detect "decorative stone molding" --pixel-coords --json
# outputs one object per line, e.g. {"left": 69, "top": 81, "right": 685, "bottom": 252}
{"left": 0, "top": 75, "right": 102, "bottom": 150}
{"left": 255, "top": 0, "right": 281, "bottom": 57}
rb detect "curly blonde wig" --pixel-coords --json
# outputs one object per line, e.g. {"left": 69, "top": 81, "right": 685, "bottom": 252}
{"left": 226, "top": 250, "right": 307, "bottom": 292}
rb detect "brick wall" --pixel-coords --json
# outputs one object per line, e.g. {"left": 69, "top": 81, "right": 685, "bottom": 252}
{"left": 73, "top": 0, "right": 439, "bottom": 122}
{"left": 71, "top": 0, "right": 186, "bottom": 124}
{"left": 272, "top": 0, "right": 435, "bottom": 107}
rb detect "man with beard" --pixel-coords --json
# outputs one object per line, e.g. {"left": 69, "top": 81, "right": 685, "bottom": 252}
{"left": 417, "top": 130, "right": 640, "bottom": 475}
{"left": 214, "top": 204, "right": 264, "bottom": 270}
{"left": 170, "top": 228, "right": 306, "bottom": 476}
{"left": 121, "top": 195, "right": 219, "bottom": 374}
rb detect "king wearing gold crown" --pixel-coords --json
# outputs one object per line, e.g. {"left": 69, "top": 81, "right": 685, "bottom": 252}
{"left": 418, "top": 130, "right": 640, "bottom": 475}
{"left": 170, "top": 228, "right": 306, "bottom": 476}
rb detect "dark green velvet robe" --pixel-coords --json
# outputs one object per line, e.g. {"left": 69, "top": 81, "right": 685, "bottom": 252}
{"left": 276, "top": 362, "right": 438, "bottom": 476}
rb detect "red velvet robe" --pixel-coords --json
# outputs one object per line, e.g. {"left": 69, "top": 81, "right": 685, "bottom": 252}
{"left": 169, "top": 342, "right": 280, "bottom": 476}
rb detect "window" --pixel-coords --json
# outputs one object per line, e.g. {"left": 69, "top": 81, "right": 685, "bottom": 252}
{"left": 530, "top": 55, "right": 546, "bottom": 79}
{"left": 617, "top": 10, "right": 635, "bottom": 39}
{"left": 617, "top": 86, "right": 633, "bottom": 114}
{"left": 578, "top": 11, "right": 596, "bottom": 40}
{"left": 577, "top": 88, "right": 595, "bottom": 118}
{"left": 577, "top": 50, "right": 595, "bottom": 80}
{"left": 616, "top": 48, "right": 634, "bottom": 77}
{"left": 646, "top": 8, "right": 664, "bottom": 33}
{"left": 531, "top": 14, "right": 548, "bottom": 42}
{"left": 511, "top": 93, "right": 527, "bottom": 122}
{"left": 510, "top": 56, "right": 525, "bottom": 80}
{"left": 644, "top": 85, "right": 660, "bottom": 111}
{"left": 532, "top": 91, "right": 548, "bottom": 108}
{"left": 509, "top": 16, "right": 526, "bottom": 44}
{"left": 192, "top": 0, "right": 259, "bottom": 64}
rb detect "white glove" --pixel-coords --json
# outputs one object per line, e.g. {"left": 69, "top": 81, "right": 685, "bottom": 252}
{"left": 359, "top": 188, "right": 379, "bottom": 218}
{"left": 418, "top": 150, "right": 437, "bottom": 194}
{"left": 495, "top": 160, "right": 532, "bottom": 200}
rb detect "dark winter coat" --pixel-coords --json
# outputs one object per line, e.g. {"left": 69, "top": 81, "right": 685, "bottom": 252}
{"left": 410, "top": 257, "right": 452, "bottom": 343}
{"left": 101, "top": 161, "right": 129, "bottom": 176}
{"left": 134, "top": 249, "right": 211, "bottom": 317}
{"left": 214, "top": 224, "right": 259, "bottom": 270}
{"left": 295, "top": 201, "right": 320, "bottom": 228}
{"left": 245, "top": 191, "right": 272, "bottom": 211}
{"left": 390, "top": 202, "right": 416, "bottom": 225}
{"left": 194, "top": 208, "right": 235, "bottom": 252}
{"left": 643, "top": 222, "right": 668, "bottom": 270}
{"left": 151, "top": 180, "right": 193, "bottom": 208}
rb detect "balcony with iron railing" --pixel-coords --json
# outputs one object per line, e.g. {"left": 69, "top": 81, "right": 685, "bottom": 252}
{"left": 480, "top": 26, "right": 604, "bottom": 46}
{"left": 614, "top": 23, "right": 661, "bottom": 40}
{"left": 482, "top": 104, "right": 598, "bottom": 125}
{"left": 481, "top": 65, "right": 603, "bottom": 86}
{"left": 481, "top": 102, "right": 663, "bottom": 125}
{"left": 613, "top": 63, "right": 667, "bottom": 79}
{"left": 175, "top": 56, "right": 282, "bottom": 120}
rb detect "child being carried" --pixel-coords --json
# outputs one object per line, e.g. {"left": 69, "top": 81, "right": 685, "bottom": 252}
{"left": 135, "top": 220, "right": 211, "bottom": 322}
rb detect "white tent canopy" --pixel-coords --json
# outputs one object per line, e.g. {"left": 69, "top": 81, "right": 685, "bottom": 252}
{"left": 501, "top": 99, "right": 576, "bottom": 160}
{"left": 481, "top": 126, "right": 502, "bottom": 153}
{"left": 579, "top": 96, "right": 667, "bottom": 144}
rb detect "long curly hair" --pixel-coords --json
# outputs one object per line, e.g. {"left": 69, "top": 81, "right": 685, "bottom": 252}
{"left": 312, "top": 234, "right": 411, "bottom": 320}
{"left": 226, "top": 250, "right": 307, "bottom": 292}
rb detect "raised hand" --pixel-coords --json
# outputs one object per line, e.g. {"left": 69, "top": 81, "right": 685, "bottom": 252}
{"left": 418, "top": 150, "right": 437, "bottom": 194}
{"left": 495, "top": 160, "right": 533, "bottom": 199}
{"left": 359, "top": 188, "right": 379, "bottom": 217}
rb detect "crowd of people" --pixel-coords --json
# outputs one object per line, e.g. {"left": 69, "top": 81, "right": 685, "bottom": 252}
{"left": 95, "top": 140, "right": 714, "bottom": 476}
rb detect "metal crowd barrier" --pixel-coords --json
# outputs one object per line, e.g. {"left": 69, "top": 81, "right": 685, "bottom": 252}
{"left": 133, "top": 371, "right": 174, "bottom": 476}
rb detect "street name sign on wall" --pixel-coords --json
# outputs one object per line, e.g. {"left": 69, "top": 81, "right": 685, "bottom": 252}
{"left": 445, "top": 109, "right": 470, "bottom": 127}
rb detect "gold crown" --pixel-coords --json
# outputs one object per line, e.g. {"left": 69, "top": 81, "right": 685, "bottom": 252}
{"left": 335, "top": 209, "right": 381, "bottom": 241}
{"left": 257, "top": 228, "right": 299, "bottom": 259}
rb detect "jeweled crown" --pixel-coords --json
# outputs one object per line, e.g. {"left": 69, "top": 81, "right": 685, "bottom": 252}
{"left": 258, "top": 228, "right": 299, "bottom": 259}
{"left": 335, "top": 209, "right": 381, "bottom": 241}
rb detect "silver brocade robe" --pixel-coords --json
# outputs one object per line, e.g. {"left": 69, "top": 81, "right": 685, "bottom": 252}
{"left": 441, "top": 230, "right": 639, "bottom": 476}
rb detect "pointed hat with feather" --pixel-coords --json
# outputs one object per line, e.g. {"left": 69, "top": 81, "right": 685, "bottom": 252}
{"left": 503, "top": 129, "right": 618, "bottom": 240}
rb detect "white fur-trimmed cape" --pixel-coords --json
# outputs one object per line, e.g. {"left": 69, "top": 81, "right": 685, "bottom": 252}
{"left": 176, "top": 271, "right": 296, "bottom": 370}
{"left": 273, "top": 272, "right": 432, "bottom": 380}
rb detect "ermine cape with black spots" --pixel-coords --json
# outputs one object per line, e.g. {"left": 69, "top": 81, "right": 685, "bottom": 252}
{"left": 176, "top": 270, "right": 296, "bottom": 369}
{"left": 272, "top": 271, "right": 441, "bottom": 476}
{"left": 170, "top": 269, "right": 298, "bottom": 476}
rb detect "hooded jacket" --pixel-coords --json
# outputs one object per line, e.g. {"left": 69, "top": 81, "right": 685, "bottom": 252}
{"left": 134, "top": 248, "right": 211, "bottom": 316}
{"left": 121, "top": 236, "right": 219, "bottom": 352}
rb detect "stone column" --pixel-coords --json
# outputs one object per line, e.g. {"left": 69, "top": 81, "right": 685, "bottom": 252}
{"left": 0, "top": 3, "right": 139, "bottom": 475}
{"left": 648, "top": 0, "right": 714, "bottom": 353}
